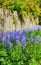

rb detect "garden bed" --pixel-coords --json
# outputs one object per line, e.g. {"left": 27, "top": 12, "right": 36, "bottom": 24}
{"left": 0, "top": 25, "right": 41, "bottom": 65}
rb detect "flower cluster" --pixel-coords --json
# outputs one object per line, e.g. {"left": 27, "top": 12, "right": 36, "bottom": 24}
{"left": 23, "top": 25, "right": 41, "bottom": 31}
{"left": 0, "top": 25, "right": 41, "bottom": 48}
{"left": 0, "top": 30, "right": 26, "bottom": 47}
{"left": 0, "top": 25, "right": 41, "bottom": 65}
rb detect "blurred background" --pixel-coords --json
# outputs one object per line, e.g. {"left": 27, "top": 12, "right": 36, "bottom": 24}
{"left": 0, "top": 0, "right": 41, "bottom": 32}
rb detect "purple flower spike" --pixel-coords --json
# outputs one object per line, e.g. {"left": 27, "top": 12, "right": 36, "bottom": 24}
{"left": 34, "top": 35, "right": 40, "bottom": 41}
{"left": 0, "top": 34, "right": 2, "bottom": 41}
{"left": 30, "top": 36, "right": 34, "bottom": 42}
{"left": 10, "top": 31, "right": 16, "bottom": 40}
{"left": 6, "top": 39, "right": 11, "bottom": 47}
{"left": 14, "top": 31, "right": 21, "bottom": 40}
{"left": 20, "top": 32, "right": 26, "bottom": 45}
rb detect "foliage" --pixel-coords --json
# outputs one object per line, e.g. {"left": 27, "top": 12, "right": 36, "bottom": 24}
{"left": 0, "top": 0, "right": 41, "bottom": 24}
{"left": 0, "top": 26, "right": 41, "bottom": 65}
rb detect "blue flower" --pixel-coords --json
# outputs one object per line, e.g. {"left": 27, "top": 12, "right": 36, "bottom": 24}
{"left": 20, "top": 32, "right": 26, "bottom": 45}
{"left": 14, "top": 30, "right": 21, "bottom": 40}
{"left": 6, "top": 38, "right": 11, "bottom": 47}
{"left": 10, "top": 31, "right": 16, "bottom": 40}
{"left": 3, "top": 31, "right": 10, "bottom": 36}
{"left": 1, "top": 36, "right": 6, "bottom": 44}
{"left": 30, "top": 36, "right": 34, "bottom": 42}
{"left": 23, "top": 25, "right": 41, "bottom": 31}
{"left": 34, "top": 35, "right": 40, "bottom": 41}
{"left": 0, "top": 34, "right": 2, "bottom": 41}
{"left": 30, "top": 25, "right": 39, "bottom": 31}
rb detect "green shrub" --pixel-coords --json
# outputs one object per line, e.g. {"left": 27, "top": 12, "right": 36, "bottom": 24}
{"left": 0, "top": 30, "right": 41, "bottom": 65}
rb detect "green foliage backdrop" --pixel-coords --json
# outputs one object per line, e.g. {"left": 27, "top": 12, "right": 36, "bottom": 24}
{"left": 0, "top": 30, "right": 41, "bottom": 65}
{"left": 0, "top": 0, "right": 41, "bottom": 23}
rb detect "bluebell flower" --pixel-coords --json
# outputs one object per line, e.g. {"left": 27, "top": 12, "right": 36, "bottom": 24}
{"left": 14, "top": 30, "right": 21, "bottom": 40}
{"left": 3, "top": 31, "right": 10, "bottom": 36}
{"left": 30, "top": 25, "right": 39, "bottom": 31}
{"left": 6, "top": 38, "right": 11, "bottom": 47}
{"left": 0, "top": 34, "right": 2, "bottom": 41}
{"left": 10, "top": 31, "right": 16, "bottom": 40}
{"left": 3, "top": 31, "right": 10, "bottom": 40}
{"left": 23, "top": 25, "right": 41, "bottom": 31}
{"left": 30, "top": 36, "right": 34, "bottom": 42}
{"left": 20, "top": 32, "right": 26, "bottom": 45}
{"left": 1, "top": 36, "right": 6, "bottom": 44}
{"left": 34, "top": 35, "right": 40, "bottom": 41}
